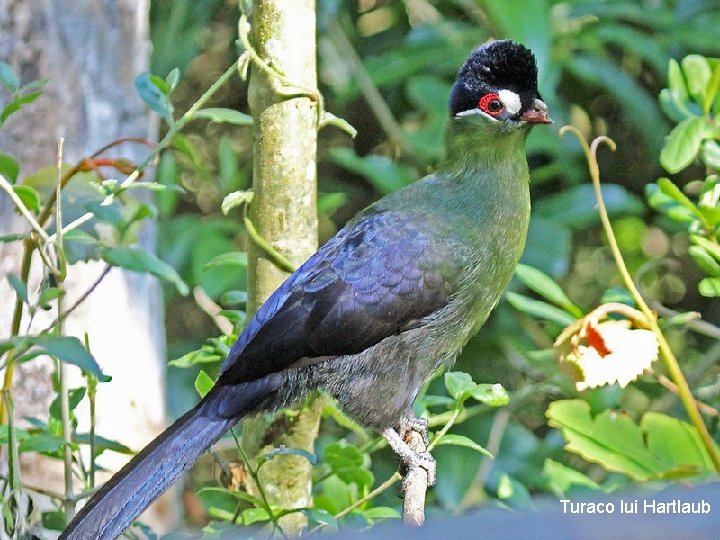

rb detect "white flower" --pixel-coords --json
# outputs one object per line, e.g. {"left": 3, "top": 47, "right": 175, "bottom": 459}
{"left": 563, "top": 320, "right": 659, "bottom": 391}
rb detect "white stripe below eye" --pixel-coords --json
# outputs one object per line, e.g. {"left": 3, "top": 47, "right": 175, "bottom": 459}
{"left": 498, "top": 89, "right": 521, "bottom": 115}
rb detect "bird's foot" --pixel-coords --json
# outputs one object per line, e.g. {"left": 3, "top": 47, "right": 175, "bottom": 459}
{"left": 400, "top": 415, "right": 430, "bottom": 446}
{"left": 382, "top": 427, "right": 436, "bottom": 489}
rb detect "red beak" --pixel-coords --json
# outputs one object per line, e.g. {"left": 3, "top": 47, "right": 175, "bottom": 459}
{"left": 521, "top": 99, "right": 552, "bottom": 124}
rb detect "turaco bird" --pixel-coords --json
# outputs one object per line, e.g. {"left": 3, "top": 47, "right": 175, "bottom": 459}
{"left": 61, "top": 39, "right": 551, "bottom": 539}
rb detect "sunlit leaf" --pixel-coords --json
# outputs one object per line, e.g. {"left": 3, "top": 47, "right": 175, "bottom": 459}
{"left": 194, "top": 369, "right": 214, "bottom": 398}
{"left": 101, "top": 246, "right": 189, "bottom": 295}
{"left": 12, "top": 185, "right": 41, "bottom": 213}
{"left": 514, "top": 264, "right": 582, "bottom": 317}
{"left": 681, "top": 55, "right": 711, "bottom": 103}
{"left": 660, "top": 117, "right": 711, "bottom": 174}
{"left": 221, "top": 189, "right": 253, "bottom": 215}
{"left": 505, "top": 292, "right": 575, "bottom": 326}
{"left": 31, "top": 335, "right": 109, "bottom": 381}
{"left": 547, "top": 400, "right": 711, "bottom": 481}
{"left": 433, "top": 434, "right": 493, "bottom": 457}
{"left": 699, "top": 277, "right": 720, "bottom": 297}
{"left": 0, "top": 153, "right": 20, "bottom": 183}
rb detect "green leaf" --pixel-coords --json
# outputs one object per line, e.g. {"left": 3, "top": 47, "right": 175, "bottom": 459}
{"left": 194, "top": 108, "right": 253, "bottom": 125}
{"left": 1, "top": 91, "right": 42, "bottom": 125}
{"left": 165, "top": 68, "right": 180, "bottom": 92}
{"left": 681, "top": 55, "right": 711, "bottom": 103}
{"left": 323, "top": 441, "right": 372, "bottom": 487}
{"left": 667, "top": 59, "right": 688, "bottom": 106}
{"left": 0, "top": 153, "right": 20, "bottom": 183}
{"left": 546, "top": 400, "right": 711, "bottom": 481}
{"left": 657, "top": 177, "right": 702, "bottom": 218}
{"left": 505, "top": 292, "right": 575, "bottom": 326}
{"left": 196, "top": 487, "right": 241, "bottom": 522}
{"left": 73, "top": 433, "right": 133, "bottom": 455}
{"left": 444, "top": 371, "right": 475, "bottom": 401}
{"left": 0, "top": 60, "right": 19, "bottom": 92}
{"left": 18, "top": 433, "right": 66, "bottom": 454}
{"left": 12, "top": 185, "right": 41, "bottom": 213}
{"left": 514, "top": 264, "right": 581, "bottom": 317}
{"left": 660, "top": 117, "right": 711, "bottom": 174}
{"left": 703, "top": 65, "right": 720, "bottom": 114}
{"left": 221, "top": 189, "right": 253, "bottom": 215}
{"left": 362, "top": 506, "right": 401, "bottom": 520}
{"left": 134, "top": 72, "right": 174, "bottom": 122}
{"left": 702, "top": 140, "right": 720, "bottom": 171}
{"left": 692, "top": 236, "right": 720, "bottom": 262}
{"left": 433, "top": 434, "right": 493, "bottom": 457}
{"left": 0, "top": 233, "right": 25, "bottom": 243}
{"left": 469, "top": 383, "right": 509, "bottom": 407}
{"left": 542, "top": 458, "right": 601, "bottom": 497}
{"left": 101, "top": 246, "right": 189, "bottom": 295}
{"left": 641, "top": 412, "right": 716, "bottom": 472}
{"left": 41, "top": 510, "right": 66, "bottom": 531}
{"left": 689, "top": 246, "right": 720, "bottom": 276}
{"left": 699, "top": 277, "right": 720, "bottom": 297}
{"left": 203, "top": 251, "right": 248, "bottom": 269}
{"left": 242, "top": 507, "right": 271, "bottom": 526}
{"left": 7, "top": 273, "right": 28, "bottom": 304}
{"left": 31, "top": 336, "right": 110, "bottom": 381}
{"left": 38, "top": 287, "right": 63, "bottom": 310}
{"left": 220, "top": 290, "right": 247, "bottom": 306}
{"left": 149, "top": 74, "right": 170, "bottom": 95}
{"left": 194, "top": 369, "right": 214, "bottom": 398}
{"left": 49, "top": 387, "right": 85, "bottom": 421}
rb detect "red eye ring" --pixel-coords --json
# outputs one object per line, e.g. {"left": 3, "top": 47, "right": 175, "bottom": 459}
{"left": 478, "top": 93, "right": 505, "bottom": 116}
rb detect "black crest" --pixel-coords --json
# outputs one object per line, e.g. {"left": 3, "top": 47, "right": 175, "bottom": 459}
{"left": 449, "top": 40, "right": 540, "bottom": 117}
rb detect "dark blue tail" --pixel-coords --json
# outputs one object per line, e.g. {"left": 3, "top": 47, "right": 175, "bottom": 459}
{"left": 60, "top": 378, "right": 281, "bottom": 539}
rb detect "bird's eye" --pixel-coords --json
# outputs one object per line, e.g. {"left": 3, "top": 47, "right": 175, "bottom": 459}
{"left": 478, "top": 93, "right": 505, "bottom": 116}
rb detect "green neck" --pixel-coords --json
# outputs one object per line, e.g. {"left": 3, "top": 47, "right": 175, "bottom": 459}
{"left": 437, "top": 117, "right": 529, "bottom": 180}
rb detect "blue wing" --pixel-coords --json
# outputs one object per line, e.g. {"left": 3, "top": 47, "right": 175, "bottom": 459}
{"left": 217, "top": 209, "right": 458, "bottom": 385}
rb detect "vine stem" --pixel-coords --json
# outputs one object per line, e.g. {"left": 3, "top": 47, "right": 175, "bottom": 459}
{"left": 561, "top": 125, "right": 720, "bottom": 472}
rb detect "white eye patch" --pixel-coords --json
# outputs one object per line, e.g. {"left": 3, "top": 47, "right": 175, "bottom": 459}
{"left": 498, "top": 89, "right": 522, "bottom": 115}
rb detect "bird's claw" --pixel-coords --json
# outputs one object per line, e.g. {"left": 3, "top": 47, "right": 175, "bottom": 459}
{"left": 400, "top": 450, "right": 437, "bottom": 491}
{"left": 400, "top": 416, "right": 430, "bottom": 446}
{"left": 382, "top": 426, "right": 436, "bottom": 490}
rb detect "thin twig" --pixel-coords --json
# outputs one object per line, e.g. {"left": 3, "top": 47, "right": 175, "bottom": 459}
{"left": 656, "top": 374, "right": 719, "bottom": 417}
{"left": 0, "top": 174, "right": 50, "bottom": 243}
{"left": 193, "top": 286, "right": 234, "bottom": 335}
{"left": 42, "top": 265, "right": 113, "bottom": 334}
{"left": 328, "top": 21, "right": 407, "bottom": 150}
{"left": 55, "top": 137, "right": 75, "bottom": 520}
{"left": 460, "top": 409, "right": 510, "bottom": 511}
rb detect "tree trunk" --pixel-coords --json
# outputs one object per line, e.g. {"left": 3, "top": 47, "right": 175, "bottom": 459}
{"left": 243, "top": 0, "right": 321, "bottom": 534}
{"left": 0, "top": 0, "right": 174, "bottom": 531}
